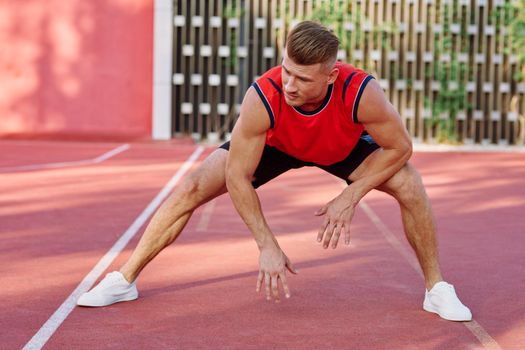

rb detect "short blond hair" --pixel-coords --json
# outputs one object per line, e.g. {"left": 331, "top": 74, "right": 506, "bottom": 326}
{"left": 285, "top": 21, "right": 339, "bottom": 66}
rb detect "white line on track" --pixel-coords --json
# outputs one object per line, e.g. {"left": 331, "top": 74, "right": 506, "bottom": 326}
{"left": 413, "top": 142, "right": 525, "bottom": 153}
{"left": 359, "top": 200, "right": 502, "bottom": 350}
{"left": 22, "top": 145, "right": 205, "bottom": 350}
{"left": 0, "top": 144, "right": 130, "bottom": 173}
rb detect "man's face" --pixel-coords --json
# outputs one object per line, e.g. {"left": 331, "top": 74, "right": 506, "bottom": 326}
{"left": 281, "top": 49, "right": 337, "bottom": 108}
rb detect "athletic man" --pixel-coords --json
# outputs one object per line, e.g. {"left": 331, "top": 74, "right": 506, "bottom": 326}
{"left": 78, "top": 21, "right": 472, "bottom": 321}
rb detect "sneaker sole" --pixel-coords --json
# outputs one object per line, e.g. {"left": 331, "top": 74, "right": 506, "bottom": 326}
{"left": 77, "top": 292, "right": 139, "bottom": 307}
{"left": 423, "top": 302, "right": 472, "bottom": 322}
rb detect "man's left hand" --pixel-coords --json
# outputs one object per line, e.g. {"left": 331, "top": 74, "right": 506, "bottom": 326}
{"left": 315, "top": 193, "right": 356, "bottom": 249}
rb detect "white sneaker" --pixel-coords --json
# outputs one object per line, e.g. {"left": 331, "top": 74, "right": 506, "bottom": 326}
{"left": 77, "top": 271, "right": 138, "bottom": 307}
{"left": 423, "top": 281, "right": 472, "bottom": 321}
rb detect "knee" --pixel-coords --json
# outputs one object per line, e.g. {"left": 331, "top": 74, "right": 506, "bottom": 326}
{"left": 166, "top": 173, "right": 202, "bottom": 211}
{"left": 384, "top": 164, "right": 426, "bottom": 204}
{"left": 179, "top": 174, "right": 201, "bottom": 200}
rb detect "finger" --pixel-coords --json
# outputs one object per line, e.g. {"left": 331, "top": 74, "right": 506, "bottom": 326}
{"left": 279, "top": 272, "right": 291, "bottom": 298}
{"left": 317, "top": 217, "right": 329, "bottom": 242}
{"left": 344, "top": 223, "right": 351, "bottom": 245}
{"left": 323, "top": 222, "right": 336, "bottom": 248}
{"left": 264, "top": 273, "right": 271, "bottom": 301}
{"left": 271, "top": 274, "right": 280, "bottom": 302}
{"left": 332, "top": 224, "right": 343, "bottom": 249}
{"left": 285, "top": 258, "right": 299, "bottom": 274}
{"left": 256, "top": 270, "right": 263, "bottom": 292}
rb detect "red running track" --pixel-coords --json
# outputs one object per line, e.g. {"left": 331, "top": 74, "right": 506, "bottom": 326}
{"left": 1, "top": 140, "right": 524, "bottom": 349}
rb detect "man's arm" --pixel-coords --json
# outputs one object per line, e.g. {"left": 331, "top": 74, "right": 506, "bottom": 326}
{"left": 316, "top": 79, "right": 412, "bottom": 248}
{"left": 343, "top": 79, "right": 412, "bottom": 199}
{"left": 226, "top": 87, "right": 297, "bottom": 302}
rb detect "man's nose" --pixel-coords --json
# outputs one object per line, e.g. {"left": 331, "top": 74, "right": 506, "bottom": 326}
{"left": 284, "top": 77, "right": 298, "bottom": 93}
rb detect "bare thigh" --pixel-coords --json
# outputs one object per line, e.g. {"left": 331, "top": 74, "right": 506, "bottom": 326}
{"left": 168, "top": 148, "right": 229, "bottom": 209}
{"left": 376, "top": 162, "right": 426, "bottom": 203}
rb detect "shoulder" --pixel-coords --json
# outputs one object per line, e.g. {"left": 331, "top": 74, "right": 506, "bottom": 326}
{"left": 253, "top": 66, "right": 282, "bottom": 98}
{"left": 335, "top": 62, "right": 370, "bottom": 84}
{"left": 337, "top": 62, "right": 376, "bottom": 123}
{"left": 357, "top": 79, "right": 400, "bottom": 124}
{"left": 251, "top": 66, "right": 283, "bottom": 128}
{"left": 236, "top": 86, "right": 272, "bottom": 136}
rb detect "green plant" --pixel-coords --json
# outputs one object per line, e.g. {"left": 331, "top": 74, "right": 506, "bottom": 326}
{"left": 222, "top": 2, "right": 245, "bottom": 71}
{"left": 426, "top": 2, "right": 468, "bottom": 143}
{"left": 491, "top": 0, "right": 525, "bottom": 81}
{"left": 511, "top": 2, "right": 525, "bottom": 81}
{"left": 308, "top": 1, "right": 348, "bottom": 52}
{"left": 307, "top": 2, "right": 396, "bottom": 72}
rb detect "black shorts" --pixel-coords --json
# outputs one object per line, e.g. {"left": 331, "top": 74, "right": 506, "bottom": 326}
{"left": 219, "top": 133, "right": 380, "bottom": 189}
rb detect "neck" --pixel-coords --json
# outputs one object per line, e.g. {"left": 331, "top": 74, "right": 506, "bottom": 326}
{"left": 298, "top": 85, "right": 330, "bottom": 111}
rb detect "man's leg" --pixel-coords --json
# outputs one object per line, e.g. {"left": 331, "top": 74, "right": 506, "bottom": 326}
{"left": 320, "top": 137, "right": 442, "bottom": 287}
{"left": 372, "top": 163, "right": 442, "bottom": 290}
{"left": 78, "top": 142, "right": 302, "bottom": 307}
{"left": 120, "top": 148, "right": 229, "bottom": 282}
{"left": 77, "top": 148, "right": 229, "bottom": 306}
{"left": 349, "top": 155, "right": 471, "bottom": 321}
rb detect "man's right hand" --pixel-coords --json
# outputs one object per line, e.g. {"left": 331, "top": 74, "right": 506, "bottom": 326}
{"left": 256, "top": 245, "right": 298, "bottom": 302}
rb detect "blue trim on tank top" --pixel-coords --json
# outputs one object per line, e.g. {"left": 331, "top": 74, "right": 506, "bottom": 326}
{"left": 293, "top": 84, "right": 334, "bottom": 116}
{"left": 252, "top": 82, "right": 275, "bottom": 128}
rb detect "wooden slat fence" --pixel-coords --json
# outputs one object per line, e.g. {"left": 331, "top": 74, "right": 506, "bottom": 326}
{"left": 172, "top": 0, "right": 525, "bottom": 145}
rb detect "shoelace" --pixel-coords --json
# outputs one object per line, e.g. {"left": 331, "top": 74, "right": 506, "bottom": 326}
{"left": 98, "top": 273, "right": 126, "bottom": 288}
{"left": 428, "top": 283, "right": 454, "bottom": 295}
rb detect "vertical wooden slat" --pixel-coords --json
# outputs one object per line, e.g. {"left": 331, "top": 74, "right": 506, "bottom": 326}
{"left": 434, "top": 0, "right": 443, "bottom": 142}
{"left": 456, "top": 0, "right": 465, "bottom": 142}
{"left": 465, "top": 0, "right": 471, "bottom": 142}
{"left": 415, "top": 0, "right": 426, "bottom": 140}
{"left": 275, "top": 0, "right": 285, "bottom": 63}
{"left": 207, "top": 0, "right": 220, "bottom": 140}
{"left": 194, "top": 0, "right": 205, "bottom": 140}
{"left": 183, "top": 0, "right": 191, "bottom": 135}
{"left": 492, "top": 0, "right": 503, "bottom": 144}
{"left": 499, "top": 0, "right": 513, "bottom": 145}
{"left": 369, "top": 0, "right": 381, "bottom": 78}
{"left": 172, "top": 0, "right": 182, "bottom": 136}
{"left": 223, "top": 0, "right": 236, "bottom": 137}
{"left": 238, "top": 0, "right": 249, "bottom": 102}
{"left": 378, "top": 0, "right": 386, "bottom": 80}
{"left": 476, "top": 0, "right": 486, "bottom": 142}
{"left": 423, "top": 0, "right": 434, "bottom": 140}
{"left": 189, "top": 1, "right": 198, "bottom": 138}
{"left": 482, "top": 0, "right": 494, "bottom": 143}
{"left": 383, "top": 0, "right": 390, "bottom": 101}
{"left": 252, "top": 0, "right": 260, "bottom": 82}
{"left": 468, "top": 0, "right": 477, "bottom": 142}
{"left": 496, "top": 0, "right": 510, "bottom": 144}
{"left": 449, "top": 0, "right": 457, "bottom": 140}
{"left": 400, "top": 0, "right": 413, "bottom": 135}
{"left": 270, "top": 0, "right": 279, "bottom": 65}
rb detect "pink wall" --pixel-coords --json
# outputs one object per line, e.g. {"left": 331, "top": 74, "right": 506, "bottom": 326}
{"left": 0, "top": 0, "right": 154, "bottom": 140}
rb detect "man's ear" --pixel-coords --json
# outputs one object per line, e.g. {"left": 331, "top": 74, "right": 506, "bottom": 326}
{"left": 327, "top": 67, "right": 339, "bottom": 84}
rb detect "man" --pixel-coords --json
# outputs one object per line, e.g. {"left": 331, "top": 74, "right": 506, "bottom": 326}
{"left": 78, "top": 21, "right": 471, "bottom": 322}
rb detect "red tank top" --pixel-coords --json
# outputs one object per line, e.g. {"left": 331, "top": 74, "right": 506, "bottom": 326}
{"left": 252, "top": 62, "right": 374, "bottom": 166}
